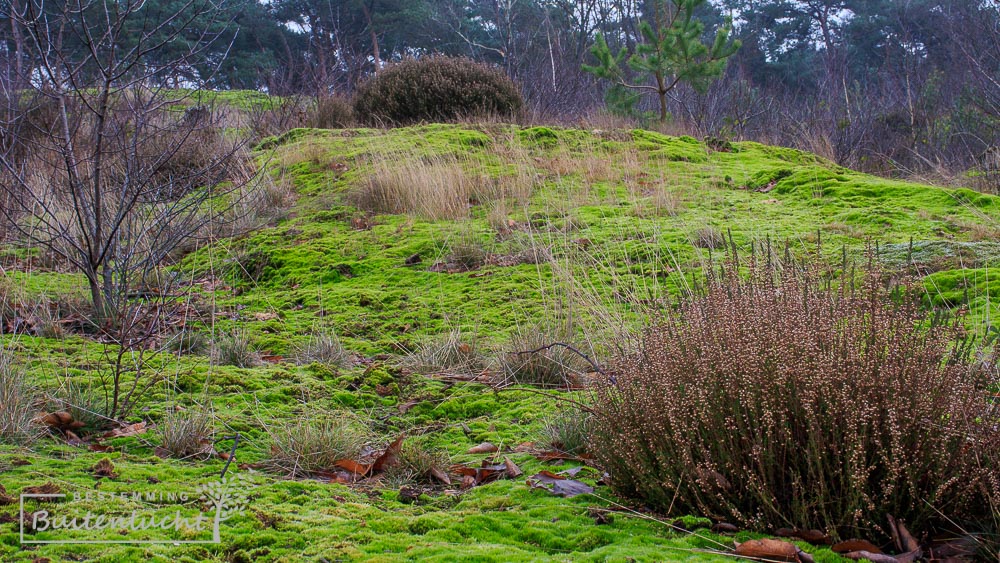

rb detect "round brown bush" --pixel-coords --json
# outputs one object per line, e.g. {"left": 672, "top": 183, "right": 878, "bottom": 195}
{"left": 353, "top": 57, "right": 523, "bottom": 125}
{"left": 592, "top": 264, "right": 999, "bottom": 540}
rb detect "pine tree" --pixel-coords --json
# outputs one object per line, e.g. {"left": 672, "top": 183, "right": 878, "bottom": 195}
{"left": 583, "top": 0, "right": 740, "bottom": 122}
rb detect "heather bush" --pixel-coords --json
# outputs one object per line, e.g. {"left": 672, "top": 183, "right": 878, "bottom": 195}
{"left": 592, "top": 264, "right": 1000, "bottom": 540}
{"left": 353, "top": 57, "right": 523, "bottom": 125}
{"left": 313, "top": 95, "right": 354, "bottom": 129}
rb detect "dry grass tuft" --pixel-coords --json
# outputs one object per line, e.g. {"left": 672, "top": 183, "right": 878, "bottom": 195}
{"left": 352, "top": 154, "right": 473, "bottom": 220}
{"left": 402, "top": 328, "right": 486, "bottom": 378}
{"left": 159, "top": 408, "right": 214, "bottom": 459}
{"left": 0, "top": 350, "right": 44, "bottom": 446}
{"left": 497, "top": 323, "right": 590, "bottom": 388}
{"left": 265, "top": 412, "right": 372, "bottom": 477}
{"left": 540, "top": 410, "right": 593, "bottom": 456}
{"left": 692, "top": 226, "right": 726, "bottom": 250}
{"left": 214, "top": 331, "right": 260, "bottom": 368}
{"left": 294, "top": 329, "right": 352, "bottom": 368}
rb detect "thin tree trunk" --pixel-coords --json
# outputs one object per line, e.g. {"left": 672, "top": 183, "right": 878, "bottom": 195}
{"left": 656, "top": 71, "right": 668, "bottom": 121}
{"left": 361, "top": 2, "right": 382, "bottom": 71}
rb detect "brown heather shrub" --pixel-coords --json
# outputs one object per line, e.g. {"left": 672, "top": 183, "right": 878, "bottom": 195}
{"left": 353, "top": 57, "right": 523, "bottom": 126}
{"left": 313, "top": 95, "right": 354, "bottom": 129}
{"left": 592, "top": 263, "right": 1000, "bottom": 540}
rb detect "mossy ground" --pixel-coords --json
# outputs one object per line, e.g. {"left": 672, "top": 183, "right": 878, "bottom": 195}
{"left": 3, "top": 123, "right": 999, "bottom": 562}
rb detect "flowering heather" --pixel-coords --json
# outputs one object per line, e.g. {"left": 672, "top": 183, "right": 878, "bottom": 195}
{"left": 593, "top": 263, "right": 1000, "bottom": 539}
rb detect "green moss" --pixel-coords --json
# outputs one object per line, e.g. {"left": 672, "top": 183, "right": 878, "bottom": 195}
{"left": 7, "top": 121, "right": 1000, "bottom": 561}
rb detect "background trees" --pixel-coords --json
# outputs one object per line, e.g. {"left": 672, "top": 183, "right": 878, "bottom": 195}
{"left": 2, "top": 0, "right": 1000, "bottom": 179}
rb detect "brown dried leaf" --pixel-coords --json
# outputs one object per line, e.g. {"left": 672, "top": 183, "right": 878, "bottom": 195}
{"left": 832, "top": 540, "right": 883, "bottom": 555}
{"left": 467, "top": 442, "right": 498, "bottom": 454}
{"left": 429, "top": 467, "right": 451, "bottom": 485}
{"left": 503, "top": 457, "right": 522, "bottom": 478}
{"left": 334, "top": 459, "right": 371, "bottom": 475}
{"left": 371, "top": 435, "right": 405, "bottom": 474}
{"left": 88, "top": 443, "right": 114, "bottom": 453}
{"left": 103, "top": 421, "right": 147, "bottom": 439}
{"left": 733, "top": 539, "right": 800, "bottom": 562}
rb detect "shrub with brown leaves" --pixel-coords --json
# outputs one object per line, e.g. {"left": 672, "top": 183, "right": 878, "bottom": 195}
{"left": 592, "top": 263, "right": 1000, "bottom": 540}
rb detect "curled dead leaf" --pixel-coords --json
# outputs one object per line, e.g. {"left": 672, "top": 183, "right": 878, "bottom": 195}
{"left": 467, "top": 442, "right": 498, "bottom": 454}
{"left": 832, "top": 540, "right": 883, "bottom": 555}
{"left": 526, "top": 471, "right": 593, "bottom": 498}
{"left": 102, "top": 421, "right": 147, "bottom": 439}
{"left": 503, "top": 457, "right": 522, "bottom": 478}
{"left": 429, "top": 467, "right": 451, "bottom": 485}
{"left": 733, "top": 538, "right": 800, "bottom": 562}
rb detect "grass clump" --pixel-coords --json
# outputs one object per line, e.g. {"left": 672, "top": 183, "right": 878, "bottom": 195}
{"left": 383, "top": 440, "right": 450, "bottom": 485}
{"left": 265, "top": 412, "right": 371, "bottom": 477}
{"left": 294, "top": 329, "right": 352, "bottom": 368}
{"left": 352, "top": 154, "right": 472, "bottom": 220}
{"left": 592, "top": 263, "right": 1000, "bottom": 540}
{"left": 497, "top": 324, "right": 590, "bottom": 388}
{"left": 402, "top": 328, "right": 486, "bottom": 378}
{"left": 0, "top": 351, "right": 44, "bottom": 446}
{"left": 214, "top": 331, "right": 260, "bottom": 368}
{"left": 540, "top": 410, "right": 593, "bottom": 456}
{"left": 447, "top": 231, "right": 489, "bottom": 270}
{"left": 158, "top": 408, "right": 214, "bottom": 459}
{"left": 53, "top": 378, "right": 112, "bottom": 433}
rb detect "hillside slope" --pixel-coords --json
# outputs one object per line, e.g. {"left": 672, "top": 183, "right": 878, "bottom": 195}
{"left": 1, "top": 124, "right": 997, "bottom": 562}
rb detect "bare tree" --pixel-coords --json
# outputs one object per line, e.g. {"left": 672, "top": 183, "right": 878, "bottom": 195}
{"left": 0, "top": 0, "right": 252, "bottom": 323}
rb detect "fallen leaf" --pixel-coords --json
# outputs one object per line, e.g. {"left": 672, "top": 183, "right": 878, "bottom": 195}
{"left": 832, "top": 540, "right": 883, "bottom": 555}
{"left": 371, "top": 435, "right": 405, "bottom": 474}
{"left": 430, "top": 467, "right": 451, "bottom": 485}
{"left": 65, "top": 431, "right": 85, "bottom": 446}
{"left": 397, "top": 400, "right": 419, "bottom": 414}
{"left": 503, "top": 457, "right": 522, "bottom": 478}
{"left": 103, "top": 421, "right": 147, "bottom": 439}
{"left": 92, "top": 458, "right": 116, "bottom": 479}
{"left": 334, "top": 459, "right": 371, "bottom": 475}
{"left": 514, "top": 442, "right": 535, "bottom": 452}
{"left": 38, "top": 411, "right": 74, "bottom": 428}
{"left": 775, "top": 528, "right": 832, "bottom": 545}
{"left": 711, "top": 522, "right": 739, "bottom": 534}
{"left": 896, "top": 519, "right": 919, "bottom": 553}
{"left": 88, "top": 443, "right": 114, "bottom": 453}
{"left": 526, "top": 471, "right": 594, "bottom": 498}
{"left": 734, "top": 538, "right": 800, "bottom": 562}
{"left": 467, "top": 442, "right": 498, "bottom": 454}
